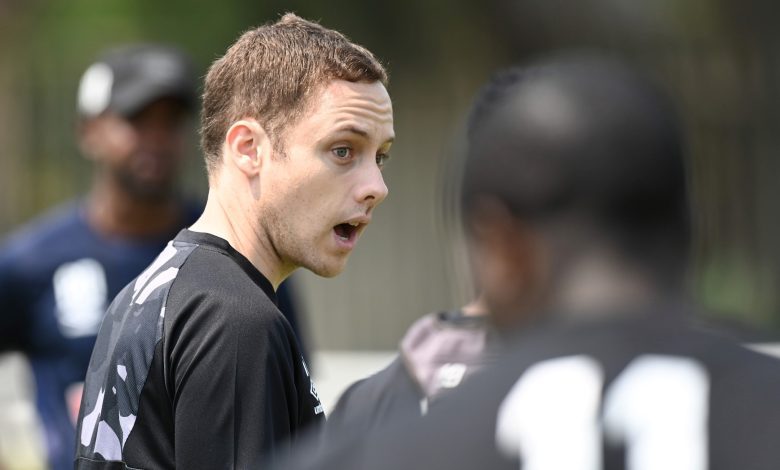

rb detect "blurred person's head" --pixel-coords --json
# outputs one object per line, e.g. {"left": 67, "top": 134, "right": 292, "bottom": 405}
{"left": 194, "top": 13, "right": 393, "bottom": 285}
{"left": 461, "top": 55, "right": 689, "bottom": 330}
{"left": 77, "top": 43, "right": 197, "bottom": 202}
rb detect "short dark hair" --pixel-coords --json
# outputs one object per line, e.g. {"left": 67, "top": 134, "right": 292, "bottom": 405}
{"left": 462, "top": 55, "right": 690, "bottom": 270}
{"left": 200, "top": 13, "right": 388, "bottom": 174}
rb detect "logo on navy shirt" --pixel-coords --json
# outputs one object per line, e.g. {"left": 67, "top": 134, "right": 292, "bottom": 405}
{"left": 53, "top": 258, "right": 107, "bottom": 337}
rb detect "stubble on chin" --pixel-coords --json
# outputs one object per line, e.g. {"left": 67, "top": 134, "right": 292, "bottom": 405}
{"left": 283, "top": 235, "right": 347, "bottom": 278}
{"left": 307, "top": 255, "right": 347, "bottom": 278}
{"left": 262, "top": 207, "right": 343, "bottom": 278}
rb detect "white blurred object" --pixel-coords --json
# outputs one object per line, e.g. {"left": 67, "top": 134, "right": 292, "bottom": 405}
{"left": 748, "top": 343, "right": 780, "bottom": 358}
{"left": 0, "top": 352, "right": 47, "bottom": 470}
{"left": 312, "top": 350, "right": 396, "bottom": 414}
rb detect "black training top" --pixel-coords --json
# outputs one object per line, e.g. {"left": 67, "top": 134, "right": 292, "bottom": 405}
{"left": 279, "top": 311, "right": 780, "bottom": 470}
{"left": 327, "top": 310, "right": 494, "bottom": 437}
{"left": 75, "top": 229, "right": 324, "bottom": 469}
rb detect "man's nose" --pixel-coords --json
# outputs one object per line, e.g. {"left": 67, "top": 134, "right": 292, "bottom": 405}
{"left": 355, "top": 158, "right": 389, "bottom": 209}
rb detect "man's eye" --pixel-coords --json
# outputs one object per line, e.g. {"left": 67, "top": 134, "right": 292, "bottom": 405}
{"left": 376, "top": 153, "right": 390, "bottom": 169}
{"left": 333, "top": 147, "right": 351, "bottom": 159}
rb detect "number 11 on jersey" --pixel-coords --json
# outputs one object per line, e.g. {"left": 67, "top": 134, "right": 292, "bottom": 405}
{"left": 496, "top": 354, "right": 709, "bottom": 470}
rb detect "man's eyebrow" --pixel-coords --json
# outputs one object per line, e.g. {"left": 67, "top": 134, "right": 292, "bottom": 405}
{"left": 333, "top": 126, "right": 395, "bottom": 144}
{"left": 335, "top": 126, "right": 395, "bottom": 145}
{"left": 334, "top": 126, "right": 369, "bottom": 138}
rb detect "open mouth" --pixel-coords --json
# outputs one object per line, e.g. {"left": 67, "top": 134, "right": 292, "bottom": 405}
{"left": 334, "top": 222, "right": 360, "bottom": 242}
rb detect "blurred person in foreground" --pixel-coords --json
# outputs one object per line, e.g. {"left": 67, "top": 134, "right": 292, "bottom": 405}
{"left": 74, "top": 13, "right": 394, "bottom": 469}
{"left": 280, "top": 55, "right": 780, "bottom": 470}
{"left": 0, "top": 43, "right": 201, "bottom": 470}
{"left": 324, "top": 295, "right": 495, "bottom": 436}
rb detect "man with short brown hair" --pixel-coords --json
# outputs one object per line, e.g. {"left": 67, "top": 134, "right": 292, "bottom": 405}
{"left": 200, "top": 12, "right": 388, "bottom": 171}
{"left": 75, "top": 14, "right": 394, "bottom": 469}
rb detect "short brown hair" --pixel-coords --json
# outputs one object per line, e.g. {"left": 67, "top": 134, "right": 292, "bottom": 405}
{"left": 200, "top": 13, "right": 388, "bottom": 173}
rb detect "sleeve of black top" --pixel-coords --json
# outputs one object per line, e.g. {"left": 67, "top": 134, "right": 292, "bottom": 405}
{"left": 168, "top": 294, "right": 300, "bottom": 469}
{"left": 325, "top": 378, "right": 370, "bottom": 431}
{"left": 325, "top": 357, "right": 413, "bottom": 435}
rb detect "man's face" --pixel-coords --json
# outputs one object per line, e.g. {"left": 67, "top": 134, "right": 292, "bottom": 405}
{"left": 82, "top": 98, "right": 190, "bottom": 200}
{"left": 258, "top": 79, "right": 394, "bottom": 277}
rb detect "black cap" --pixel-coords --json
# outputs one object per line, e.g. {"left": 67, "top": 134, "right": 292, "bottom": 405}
{"left": 77, "top": 43, "right": 197, "bottom": 118}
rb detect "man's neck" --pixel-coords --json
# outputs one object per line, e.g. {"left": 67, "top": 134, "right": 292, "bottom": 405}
{"left": 188, "top": 186, "right": 288, "bottom": 289}
{"left": 85, "top": 177, "right": 182, "bottom": 239}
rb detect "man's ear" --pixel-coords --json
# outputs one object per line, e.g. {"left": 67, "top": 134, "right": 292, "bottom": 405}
{"left": 224, "top": 118, "right": 270, "bottom": 177}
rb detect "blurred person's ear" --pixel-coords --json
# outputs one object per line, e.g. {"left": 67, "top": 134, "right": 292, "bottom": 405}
{"left": 78, "top": 114, "right": 136, "bottom": 163}
{"left": 467, "top": 197, "right": 546, "bottom": 330}
{"left": 224, "top": 118, "right": 270, "bottom": 179}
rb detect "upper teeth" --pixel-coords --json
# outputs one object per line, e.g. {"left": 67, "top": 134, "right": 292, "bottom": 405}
{"left": 349, "top": 222, "right": 359, "bottom": 227}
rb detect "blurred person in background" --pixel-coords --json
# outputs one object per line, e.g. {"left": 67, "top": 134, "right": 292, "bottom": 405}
{"left": 0, "top": 43, "right": 201, "bottom": 470}
{"left": 74, "top": 13, "right": 392, "bottom": 469}
{"left": 280, "top": 55, "right": 780, "bottom": 470}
